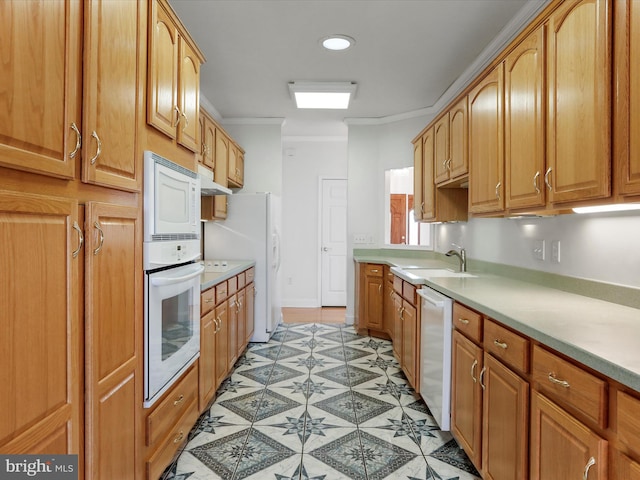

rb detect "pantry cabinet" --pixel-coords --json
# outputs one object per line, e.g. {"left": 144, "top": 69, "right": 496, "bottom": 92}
{"left": 0, "top": 191, "right": 81, "bottom": 455}
{"left": 84, "top": 202, "right": 141, "bottom": 480}
{"left": 546, "top": 0, "right": 611, "bottom": 204}
{"left": 469, "top": 64, "right": 505, "bottom": 214}
{"left": 504, "top": 26, "right": 546, "bottom": 211}
{"left": 148, "top": 0, "right": 204, "bottom": 154}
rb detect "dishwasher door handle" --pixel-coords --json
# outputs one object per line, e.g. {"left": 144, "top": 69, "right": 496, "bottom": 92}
{"left": 418, "top": 288, "right": 446, "bottom": 307}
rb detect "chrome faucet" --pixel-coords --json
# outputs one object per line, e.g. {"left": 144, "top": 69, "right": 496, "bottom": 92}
{"left": 445, "top": 244, "right": 467, "bottom": 272}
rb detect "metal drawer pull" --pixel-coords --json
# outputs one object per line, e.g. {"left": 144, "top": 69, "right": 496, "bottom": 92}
{"left": 173, "top": 394, "right": 184, "bottom": 406}
{"left": 583, "top": 457, "right": 595, "bottom": 480}
{"left": 493, "top": 340, "right": 508, "bottom": 349}
{"left": 173, "top": 431, "right": 184, "bottom": 443}
{"left": 90, "top": 131, "right": 101, "bottom": 165}
{"left": 205, "top": 297, "right": 214, "bottom": 304}
{"left": 370, "top": 269, "right": 379, "bottom": 273}
{"left": 548, "top": 372, "right": 570, "bottom": 388}
{"left": 378, "top": 284, "right": 382, "bottom": 294}
{"left": 458, "top": 318, "right": 470, "bottom": 325}
{"left": 93, "top": 221, "right": 104, "bottom": 255}
{"left": 72, "top": 221, "right": 83, "bottom": 258}
{"left": 479, "top": 366, "right": 486, "bottom": 390}
{"left": 471, "top": 359, "right": 478, "bottom": 383}
{"left": 69, "top": 123, "right": 81, "bottom": 159}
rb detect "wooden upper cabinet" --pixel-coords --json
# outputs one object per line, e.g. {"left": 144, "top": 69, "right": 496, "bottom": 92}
{"left": 83, "top": 0, "right": 144, "bottom": 192}
{"left": 228, "top": 142, "right": 245, "bottom": 188}
{"left": 0, "top": 0, "right": 82, "bottom": 180}
{"left": 201, "top": 111, "right": 216, "bottom": 170}
{"left": 505, "top": 26, "right": 546, "bottom": 210}
{"left": 148, "top": 0, "right": 204, "bottom": 154}
{"left": 434, "top": 113, "right": 450, "bottom": 184}
{"left": 449, "top": 96, "right": 469, "bottom": 179}
{"left": 469, "top": 63, "right": 505, "bottom": 214}
{"left": 0, "top": 190, "right": 81, "bottom": 454}
{"left": 546, "top": 0, "right": 611, "bottom": 204}
{"left": 615, "top": 0, "right": 640, "bottom": 198}
{"left": 422, "top": 128, "right": 436, "bottom": 220}
{"left": 412, "top": 138, "right": 424, "bottom": 221}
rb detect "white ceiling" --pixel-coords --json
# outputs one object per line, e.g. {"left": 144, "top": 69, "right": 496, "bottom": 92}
{"left": 170, "top": 0, "right": 546, "bottom": 136}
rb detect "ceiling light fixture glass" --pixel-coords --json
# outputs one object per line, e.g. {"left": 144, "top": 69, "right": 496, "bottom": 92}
{"left": 321, "top": 34, "right": 355, "bottom": 51}
{"left": 288, "top": 82, "right": 357, "bottom": 109}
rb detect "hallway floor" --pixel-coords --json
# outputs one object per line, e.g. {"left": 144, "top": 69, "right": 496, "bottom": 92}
{"left": 163, "top": 316, "right": 480, "bottom": 480}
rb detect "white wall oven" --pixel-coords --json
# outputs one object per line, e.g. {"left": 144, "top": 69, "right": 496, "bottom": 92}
{"left": 143, "top": 151, "right": 203, "bottom": 407}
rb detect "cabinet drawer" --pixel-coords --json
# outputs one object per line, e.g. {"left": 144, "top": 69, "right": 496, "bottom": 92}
{"left": 452, "top": 302, "right": 482, "bottom": 343}
{"left": 146, "top": 365, "right": 198, "bottom": 447}
{"left": 532, "top": 345, "right": 607, "bottom": 428}
{"left": 146, "top": 396, "right": 199, "bottom": 480}
{"left": 384, "top": 265, "right": 394, "bottom": 282}
{"left": 246, "top": 267, "right": 255, "bottom": 283}
{"left": 483, "top": 319, "right": 529, "bottom": 373}
{"left": 201, "top": 288, "right": 216, "bottom": 316}
{"left": 237, "top": 272, "right": 246, "bottom": 289}
{"left": 393, "top": 275, "right": 403, "bottom": 294}
{"left": 215, "top": 281, "right": 228, "bottom": 304}
{"left": 618, "top": 390, "right": 640, "bottom": 456}
{"left": 228, "top": 275, "right": 238, "bottom": 295}
{"left": 364, "top": 264, "right": 383, "bottom": 277}
{"left": 402, "top": 281, "right": 417, "bottom": 305}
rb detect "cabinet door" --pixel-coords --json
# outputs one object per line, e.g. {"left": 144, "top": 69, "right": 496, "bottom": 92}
{"left": 85, "top": 202, "right": 141, "bottom": 480}
{"left": 245, "top": 283, "right": 255, "bottom": 344}
{"left": 422, "top": 128, "right": 436, "bottom": 220}
{"left": 434, "top": 113, "right": 450, "bottom": 184}
{"left": 177, "top": 37, "right": 200, "bottom": 153}
{"left": 364, "top": 275, "right": 384, "bottom": 330}
{"left": 237, "top": 288, "right": 246, "bottom": 353}
{"left": 547, "top": 0, "right": 611, "bottom": 204}
{"left": 215, "top": 302, "right": 229, "bottom": 386}
{"left": 83, "top": 0, "right": 143, "bottom": 192}
{"left": 382, "top": 271, "right": 394, "bottom": 338}
{"left": 449, "top": 96, "right": 469, "bottom": 179}
{"left": 236, "top": 151, "right": 245, "bottom": 187}
{"left": 228, "top": 294, "right": 238, "bottom": 370}
{"left": 228, "top": 144, "right": 239, "bottom": 186}
{"left": 615, "top": 0, "right": 640, "bottom": 197}
{"left": 469, "top": 64, "right": 505, "bottom": 214}
{"left": 392, "top": 292, "right": 402, "bottom": 360}
{"left": 530, "top": 392, "right": 607, "bottom": 480}
{"left": 203, "top": 117, "right": 215, "bottom": 170}
{"left": 617, "top": 452, "right": 640, "bottom": 480}
{"left": 505, "top": 26, "right": 546, "bottom": 210}
{"left": 451, "top": 330, "right": 483, "bottom": 469}
{"left": 401, "top": 301, "right": 418, "bottom": 389}
{"left": 199, "top": 310, "right": 217, "bottom": 411}
{"left": 413, "top": 139, "right": 424, "bottom": 221}
{"left": 0, "top": 0, "right": 81, "bottom": 179}
{"left": 0, "top": 191, "right": 80, "bottom": 454}
{"left": 482, "top": 354, "right": 529, "bottom": 480}
{"left": 148, "top": 0, "right": 178, "bottom": 140}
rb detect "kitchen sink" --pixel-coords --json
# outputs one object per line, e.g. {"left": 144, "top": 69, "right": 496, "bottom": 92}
{"left": 406, "top": 268, "right": 478, "bottom": 279}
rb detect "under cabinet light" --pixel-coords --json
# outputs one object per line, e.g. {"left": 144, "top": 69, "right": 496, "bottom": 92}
{"left": 288, "top": 82, "right": 357, "bottom": 109}
{"left": 572, "top": 204, "right": 640, "bottom": 214}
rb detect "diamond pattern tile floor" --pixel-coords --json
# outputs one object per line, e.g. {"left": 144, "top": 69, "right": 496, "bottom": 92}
{"left": 162, "top": 323, "right": 481, "bottom": 480}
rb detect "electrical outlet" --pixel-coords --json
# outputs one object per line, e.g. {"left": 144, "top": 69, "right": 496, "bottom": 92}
{"left": 551, "top": 240, "right": 561, "bottom": 263}
{"left": 533, "top": 239, "right": 545, "bottom": 261}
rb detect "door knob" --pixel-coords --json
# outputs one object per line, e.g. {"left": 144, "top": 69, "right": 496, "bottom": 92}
{"left": 322, "top": 247, "right": 330, "bottom": 252}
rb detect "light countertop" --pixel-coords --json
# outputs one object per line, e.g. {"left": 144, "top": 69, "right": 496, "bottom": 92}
{"left": 200, "top": 260, "right": 256, "bottom": 291}
{"left": 354, "top": 253, "right": 640, "bottom": 392}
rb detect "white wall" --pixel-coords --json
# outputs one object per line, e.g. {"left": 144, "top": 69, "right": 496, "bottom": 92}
{"left": 281, "top": 138, "right": 348, "bottom": 307}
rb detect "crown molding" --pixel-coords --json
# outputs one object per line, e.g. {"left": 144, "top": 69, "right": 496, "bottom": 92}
{"left": 222, "top": 117, "right": 285, "bottom": 126}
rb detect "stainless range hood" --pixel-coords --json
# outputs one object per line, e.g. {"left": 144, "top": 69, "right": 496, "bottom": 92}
{"left": 198, "top": 165, "right": 232, "bottom": 196}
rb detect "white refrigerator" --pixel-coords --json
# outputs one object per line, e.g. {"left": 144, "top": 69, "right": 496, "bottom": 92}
{"left": 204, "top": 192, "right": 282, "bottom": 342}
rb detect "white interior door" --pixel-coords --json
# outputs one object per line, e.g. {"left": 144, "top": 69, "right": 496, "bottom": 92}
{"left": 320, "top": 178, "right": 347, "bottom": 306}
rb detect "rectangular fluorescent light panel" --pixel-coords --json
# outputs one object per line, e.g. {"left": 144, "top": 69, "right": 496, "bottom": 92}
{"left": 289, "top": 82, "right": 357, "bottom": 109}
{"left": 573, "top": 203, "right": 640, "bottom": 214}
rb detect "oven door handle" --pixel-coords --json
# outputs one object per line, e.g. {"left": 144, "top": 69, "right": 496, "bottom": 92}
{"left": 150, "top": 264, "right": 205, "bottom": 286}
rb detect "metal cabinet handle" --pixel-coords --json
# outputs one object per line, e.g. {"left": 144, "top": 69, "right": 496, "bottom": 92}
{"left": 479, "top": 366, "right": 486, "bottom": 390}
{"left": 544, "top": 167, "right": 552, "bottom": 191}
{"left": 458, "top": 317, "right": 470, "bottom": 325}
{"left": 420, "top": 202, "right": 424, "bottom": 215}
{"left": 93, "top": 221, "right": 104, "bottom": 255}
{"left": 583, "top": 457, "right": 596, "bottom": 480}
{"left": 548, "top": 372, "right": 570, "bottom": 388}
{"left": 174, "top": 106, "right": 181, "bottom": 126}
{"left": 495, "top": 181, "right": 501, "bottom": 200}
{"left": 378, "top": 284, "right": 382, "bottom": 294}
{"left": 173, "top": 394, "right": 184, "bottom": 406}
{"left": 215, "top": 316, "right": 222, "bottom": 333}
{"left": 72, "top": 221, "right": 83, "bottom": 258}
{"left": 69, "top": 123, "right": 81, "bottom": 159}
{"left": 370, "top": 269, "right": 379, "bottom": 273}
{"left": 90, "top": 131, "right": 101, "bottom": 165}
{"left": 173, "top": 431, "right": 184, "bottom": 443}
{"left": 399, "top": 306, "right": 405, "bottom": 321}
{"left": 446, "top": 158, "right": 452, "bottom": 171}
{"left": 181, "top": 110, "right": 188, "bottom": 129}
{"left": 471, "top": 359, "right": 478, "bottom": 383}
{"left": 493, "top": 339, "right": 508, "bottom": 349}
{"left": 205, "top": 297, "right": 215, "bottom": 304}
{"left": 533, "top": 171, "right": 541, "bottom": 194}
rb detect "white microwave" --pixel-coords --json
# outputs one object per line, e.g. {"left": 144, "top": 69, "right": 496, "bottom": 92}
{"left": 143, "top": 151, "right": 201, "bottom": 270}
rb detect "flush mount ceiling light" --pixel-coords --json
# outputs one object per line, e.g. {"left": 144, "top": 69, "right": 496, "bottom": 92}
{"left": 288, "top": 81, "right": 357, "bottom": 109}
{"left": 320, "top": 34, "right": 355, "bottom": 51}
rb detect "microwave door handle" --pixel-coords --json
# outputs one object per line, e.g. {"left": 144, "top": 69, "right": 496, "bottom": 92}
{"left": 150, "top": 264, "right": 205, "bottom": 286}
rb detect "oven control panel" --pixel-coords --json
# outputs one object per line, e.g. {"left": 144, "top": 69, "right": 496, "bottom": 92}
{"left": 143, "top": 239, "right": 201, "bottom": 271}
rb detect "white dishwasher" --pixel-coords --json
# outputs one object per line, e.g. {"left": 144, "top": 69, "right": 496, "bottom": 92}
{"left": 418, "top": 286, "right": 453, "bottom": 431}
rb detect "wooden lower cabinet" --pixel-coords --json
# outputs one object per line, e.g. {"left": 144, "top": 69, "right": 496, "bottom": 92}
{"left": 530, "top": 391, "right": 607, "bottom": 480}
{"left": 215, "top": 301, "right": 229, "bottom": 387}
{"left": 482, "top": 353, "right": 529, "bottom": 480}
{"left": 245, "top": 282, "right": 255, "bottom": 343}
{"left": 401, "top": 300, "right": 418, "bottom": 389}
{"left": 358, "top": 263, "right": 384, "bottom": 333}
{"left": 199, "top": 309, "right": 217, "bottom": 411}
{"left": 228, "top": 293, "right": 238, "bottom": 370}
{"left": 451, "top": 330, "right": 483, "bottom": 469}
{"left": 617, "top": 452, "right": 640, "bottom": 480}
{"left": 392, "top": 292, "right": 402, "bottom": 360}
{"left": 237, "top": 288, "right": 246, "bottom": 354}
